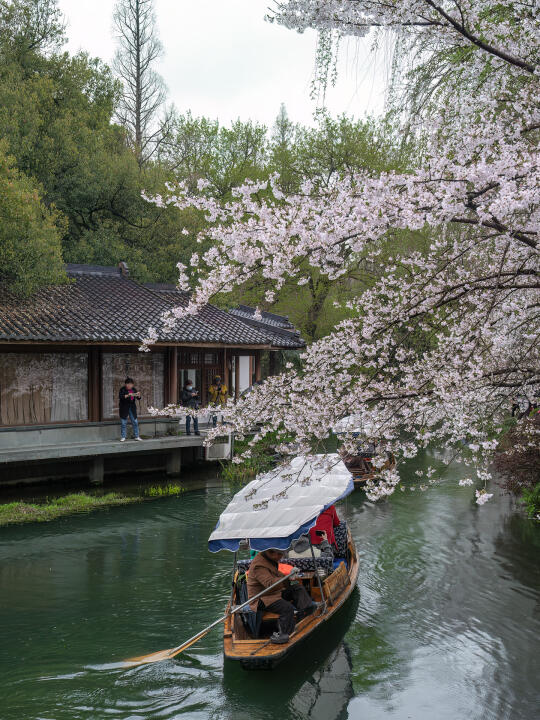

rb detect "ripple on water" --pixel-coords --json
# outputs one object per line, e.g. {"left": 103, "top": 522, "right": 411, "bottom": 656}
{"left": 0, "top": 470, "right": 539, "bottom": 720}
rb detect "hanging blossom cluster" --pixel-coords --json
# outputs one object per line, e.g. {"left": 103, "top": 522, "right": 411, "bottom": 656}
{"left": 145, "top": 1, "right": 539, "bottom": 503}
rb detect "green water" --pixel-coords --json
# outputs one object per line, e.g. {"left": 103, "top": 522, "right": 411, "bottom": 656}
{"left": 1, "top": 454, "right": 539, "bottom": 720}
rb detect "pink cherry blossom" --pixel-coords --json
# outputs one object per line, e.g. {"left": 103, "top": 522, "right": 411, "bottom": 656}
{"left": 145, "top": 1, "right": 539, "bottom": 504}
{"left": 475, "top": 489, "right": 494, "bottom": 505}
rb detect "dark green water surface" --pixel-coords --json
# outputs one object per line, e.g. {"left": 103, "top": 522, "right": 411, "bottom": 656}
{"left": 1, "top": 454, "right": 539, "bottom": 720}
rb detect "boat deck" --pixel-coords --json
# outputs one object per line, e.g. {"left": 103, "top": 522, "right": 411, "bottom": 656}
{"left": 224, "top": 533, "right": 359, "bottom": 669}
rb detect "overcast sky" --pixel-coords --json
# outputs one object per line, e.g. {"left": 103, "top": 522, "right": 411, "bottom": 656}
{"left": 58, "top": 0, "right": 391, "bottom": 128}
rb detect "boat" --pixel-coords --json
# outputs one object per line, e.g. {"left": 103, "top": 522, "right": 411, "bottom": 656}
{"left": 208, "top": 454, "right": 359, "bottom": 670}
{"left": 342, "top": 449, "right": 396, "bottom": 487}
{"left": 333, "top": 414, "right": 396, "bottom": 487}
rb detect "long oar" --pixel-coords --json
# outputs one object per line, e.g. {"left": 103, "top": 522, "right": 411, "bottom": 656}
{"left": 124, "top": 571, "right": 295, "bottom": 666}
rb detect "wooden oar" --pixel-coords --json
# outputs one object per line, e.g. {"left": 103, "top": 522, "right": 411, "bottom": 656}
{"left": 124, "top": 571, "right": 296, "bottom": 666}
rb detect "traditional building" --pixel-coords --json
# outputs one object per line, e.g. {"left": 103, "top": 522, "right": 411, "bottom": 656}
{"left": 0, "top": 263, "right": 304, "bottom": 484}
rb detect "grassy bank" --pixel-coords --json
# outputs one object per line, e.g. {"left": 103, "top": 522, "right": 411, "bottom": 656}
{"left": 0, "top": 484, "right": 185, "bottom": 527}
{"left": 220, "top": 431, "right": 284, "bottom": 484}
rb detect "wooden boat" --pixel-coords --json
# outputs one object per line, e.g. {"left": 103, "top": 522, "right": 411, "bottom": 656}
{"left": 342, "top": 450, "right": 396, "bottom": 487}
{"left": 207, "top": 453, "right": 358, "bottom": 670}
{"left": 333, "top": 413, "right": 395, "bottom": 488}
{"left": 223, "top": 527, "right": 359, "bottom": 669}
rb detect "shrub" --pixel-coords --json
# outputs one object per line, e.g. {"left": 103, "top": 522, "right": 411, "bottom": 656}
{"left": 493, "top": 415, "right": 540, "bottom": 518}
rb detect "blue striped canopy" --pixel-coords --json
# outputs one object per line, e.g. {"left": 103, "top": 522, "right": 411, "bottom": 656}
{"left": 208, "top": 454, "right": 354, "bottom": 552}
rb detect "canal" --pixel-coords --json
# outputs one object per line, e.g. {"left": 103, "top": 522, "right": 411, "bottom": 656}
{"left": 1, "top": 453, "right": 539, "bottom": 720}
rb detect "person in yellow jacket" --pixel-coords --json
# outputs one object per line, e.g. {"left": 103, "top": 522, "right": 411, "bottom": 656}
{"left": 208, "top": 375, "right": 228, "bottom": 427}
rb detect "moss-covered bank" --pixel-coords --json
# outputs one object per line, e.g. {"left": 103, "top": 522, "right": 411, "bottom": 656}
{"left": 0, "top": 485, "right": 185, "bottom": 527}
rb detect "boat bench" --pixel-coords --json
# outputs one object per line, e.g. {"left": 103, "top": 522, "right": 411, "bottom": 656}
{"left": 233, "top": 605, "right": 279, "bottom": 621}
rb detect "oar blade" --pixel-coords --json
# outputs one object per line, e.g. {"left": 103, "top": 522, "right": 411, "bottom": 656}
{"left": 124, "top": 646, "right": 175, "bottom": 666}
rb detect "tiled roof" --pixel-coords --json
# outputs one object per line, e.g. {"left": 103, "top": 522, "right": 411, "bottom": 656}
{"left": 229, "top": 305, "right": 306, "bottom": 349}
{"left": 145, "top": 285, "right": 270, "bottom": 346}
{"left": 231, "top": 305, "right": 295, "bottom": 329}
{"left": 0, "top": 266, "right": 271, "bottom": 346}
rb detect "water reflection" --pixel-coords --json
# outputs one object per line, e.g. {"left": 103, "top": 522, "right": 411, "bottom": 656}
{"left": 0, "top": 458, "right": 539, "bottom": 720}
{"left": 289, "top": 643, "right": 353, "bottom": 720}
{"left": 222, "top": 591, "right": 358, "bottom": 720}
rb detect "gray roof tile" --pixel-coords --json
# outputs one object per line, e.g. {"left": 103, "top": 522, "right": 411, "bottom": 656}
{"left": 0, "top": 267, "right": 271, "bottom": 346}
{"left": 229, "top": 306, "right": 306, "bottom": 349}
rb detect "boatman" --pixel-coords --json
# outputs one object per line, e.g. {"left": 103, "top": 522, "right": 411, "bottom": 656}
{"left": 247, "top": 548, "right": 317, "bottom": 644}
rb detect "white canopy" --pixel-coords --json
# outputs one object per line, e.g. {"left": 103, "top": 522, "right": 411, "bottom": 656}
{"left": 208, "top": 454, "right": 353, "bottom": 552}
{"left": 333, "top": 413, "right": 375, "bottom": 436}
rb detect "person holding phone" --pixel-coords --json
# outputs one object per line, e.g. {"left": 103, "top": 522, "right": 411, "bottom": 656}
{"left": 119, "top": 377, "right": 142, "bottom": 442}
{"left": 181, "top": 379, "right": 200, "bottom": 436}
{"left": 309, "top": 504, "right": 340, "bottom": 548}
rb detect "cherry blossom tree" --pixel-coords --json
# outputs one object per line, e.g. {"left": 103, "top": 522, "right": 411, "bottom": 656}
{"left": 146, "top": 1, "right": 539, "bottom": 502}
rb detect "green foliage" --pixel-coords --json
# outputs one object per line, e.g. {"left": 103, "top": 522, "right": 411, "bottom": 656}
{"left": 520, "top": 483, "right": 540, "bottom": 520}
{"left": 217, "top": 111, "right": 417, "bottom": 340}
{"left": 0, "top": 0, "right": 419, "bottom": 328}
{"left": 0, "top": 0, "right": 65, "bottom": 60}
{"left": 494, "top": 417, "right": 540, "bottom": 509}
{"left": 0, "top": 141, "right": 66, "bottom": 295}
{"left": 145, "top": 483, "right": 185, "bottom": 497}
{"left": 220, "top": 457, "right": 263, "bottom": 484}
{"left": 221, "top": 429, "right": 290, "bottom": 483}
{"left": 269, "top": 103, "right": 299, "bottom": 193}
{"left": 275, "top": 111, "right": 410, "bottom": 192}
{"left": 160, "top": 110, "right": 268, "bottom": 198}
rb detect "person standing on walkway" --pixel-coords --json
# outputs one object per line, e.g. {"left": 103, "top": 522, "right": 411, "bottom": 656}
{"left": 119, "top": 377, "right": 142, "bottom": 442}
{"left": 182, "top": 379, "right": 200, "bottom": 435}
{"left": 208, "top": 375, "right": 228, "bottom": 427}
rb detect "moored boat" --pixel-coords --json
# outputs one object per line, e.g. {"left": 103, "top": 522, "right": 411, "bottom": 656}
{"left": 343, "top": 450, "right": 396, "bottom": 487}
{"left": 208, "top": 454, "right": 359, "bottom": 670}
{"left": 333, "top": 414, "right": 396, "bottom": 487}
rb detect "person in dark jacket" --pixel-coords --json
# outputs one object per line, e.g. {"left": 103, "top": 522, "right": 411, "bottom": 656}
{"left": 181, "top": 379, "right": 200, "bottom": 435}
{"left": 119, "top": 377, "right": 142, "bottom": 442}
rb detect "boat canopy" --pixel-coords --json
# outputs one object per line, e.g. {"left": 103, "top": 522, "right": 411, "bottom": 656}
{"left": 333, "top": 413, "right": 375, "bottom": 436}
{"left": 208, "top": 454, "right": 353, "bottom": 553}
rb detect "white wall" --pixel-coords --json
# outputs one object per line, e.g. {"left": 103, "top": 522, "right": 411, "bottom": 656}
{"left": 239, "top": 355, "right": 251, "bottom": 393}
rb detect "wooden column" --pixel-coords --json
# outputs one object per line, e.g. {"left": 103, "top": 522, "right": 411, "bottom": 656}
{"left": 223, "top": 348, "right": 229, "bottom": 395}
{"left": 168, "top": 347, "right": 178, "bottom": 404}
{"left": 88, "top": 347, "right": 101, "bottom": 421}
{"left": 254, "top": 351, "right": 262, "bottom": 382}
{"left": 269, "top": 351, "right": 276, "bottom": 377}
{"left": 234, "top": 355, "right": 240, "bottom": 400}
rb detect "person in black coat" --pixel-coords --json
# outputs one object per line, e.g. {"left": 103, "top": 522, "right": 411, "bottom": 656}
{"left": 181, "top": 379, "right": 200, "bottom": 435}
{"left": 119, "top": 377, "right": 142, "bottom": 441}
